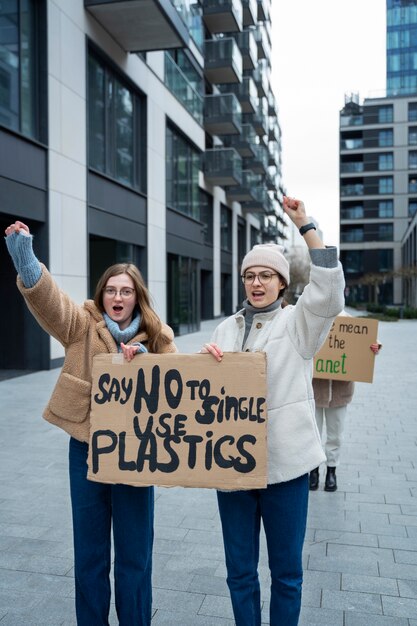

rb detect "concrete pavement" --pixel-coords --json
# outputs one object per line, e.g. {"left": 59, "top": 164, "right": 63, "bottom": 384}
{"left": 1, "top": 315, "right": 417, "bottom": 625}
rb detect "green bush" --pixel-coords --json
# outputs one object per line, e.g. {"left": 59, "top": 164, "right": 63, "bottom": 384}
{"left": 384, "top": 307, "right": 400, "bottom": 318}
{"left": 403, "top": 306, "right": 417, "bottom": 319}
{"left": 366, "top": 303, "right": 384, "bottom": 313}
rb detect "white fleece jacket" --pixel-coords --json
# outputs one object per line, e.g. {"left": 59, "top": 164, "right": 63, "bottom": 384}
{"left": 211, "top": 261, "right": 345, "bottom": 484}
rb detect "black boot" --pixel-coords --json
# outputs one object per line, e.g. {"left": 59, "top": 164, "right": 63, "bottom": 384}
{"left": 309, "top": 467, "right": 319, "bottom": 491}
{"left": 324, "top": 467, "right": 337, "bottom": 492}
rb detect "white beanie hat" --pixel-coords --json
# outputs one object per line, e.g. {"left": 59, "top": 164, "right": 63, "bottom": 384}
{"left": 241, "top": 243, "right": 290, "bottom": 286}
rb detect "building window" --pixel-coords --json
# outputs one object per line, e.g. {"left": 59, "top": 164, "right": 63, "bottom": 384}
{"left": 0, "top": 0, "right": 46, "bottom": 141}
{"left": 408, "top": 102, "right": 417, "bottom": 121}
{"left": 166, "top": 125, "right": 200, "bottom": 219}
{"left": 378, "top": 153, "right": 393, "bottom": 170}
{"left": 409, "top": 200, "right": 417, "bottom": 218}
{"left": 409, "top": 150, "right": 417, "bottom": 169}
{"left": 378, "top": 223, "right": 394, "bottom": 241}
{"left": 409, "top": 126, "right": 417, "bottom": 145}
{"left": 409, "top": 176, "right": 417, "bottom": 193}
{"left": 378, "top": 249, "right": 393, "bottom": 272}
{"left": 379, "top": 200, "right": 393, "bottom": 218}
{"left": 378, "top": 177, "right": 393, "bottom": 194}
{"left": 341, "top": 250, "right": 363, "bottom": 274}
{"left": 378, "top": 105, "right": 393, "bottom": 123}
{"left": 378, "top": 130, "right": 393, "bottom": 147}
{"left": 221, "top": 204, "right": 232, "bottom": 251}
{"left": 200, "top": 189, "right": 213, "bottom": 245}
{"left": 88, "top": 50, "right": 145, "bottom": 190}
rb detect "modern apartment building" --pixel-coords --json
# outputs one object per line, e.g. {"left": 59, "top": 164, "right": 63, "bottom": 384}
{"left": 0, "top": 0, "right": 285, "bottom": 374}
{"left": 339, "top": 93, "right": 417, "bottom": 305}
{"left": 387, "top": 0, "right": 417, "bottom": 97}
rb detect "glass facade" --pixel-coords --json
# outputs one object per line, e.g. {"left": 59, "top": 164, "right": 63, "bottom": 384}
{"left": 88, "top": 50, "right": 145, "bottom": 190}
{"left": 166, "top": 125, "right": 200, "bottom": 219}
{"left": 387, "top": 0, "right": 417, "bottom": 96}
{"left": 220, "top": 204, "right": 232, "bottom": 251}
{"left": 0, "top": 0, "right": 46, "bottom": 140}
{"left": 165, "top": 50, "right": 204, "bottom": 124}
{"left": 167, "top": 253, "right": 199, "bottom": 335}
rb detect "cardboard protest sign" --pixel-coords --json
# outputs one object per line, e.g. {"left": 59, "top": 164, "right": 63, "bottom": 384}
{"left": 87, "top": 352, "right": 268, "bottom": 490}
{"left": 313, "top": 316, "right": 379, "bottom": 383}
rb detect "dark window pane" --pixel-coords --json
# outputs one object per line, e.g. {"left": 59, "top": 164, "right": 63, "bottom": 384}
{"left": 114, "top": 79, "right": 133, "bottom": 185}
{"left": 0, "top": 0, "right": 19, "bottom": 131}
{"left": 166, "top": 125, "right": 200, "bottom": 219}
{"left": 88, "top": 55, "right": 106, "bottom": 172}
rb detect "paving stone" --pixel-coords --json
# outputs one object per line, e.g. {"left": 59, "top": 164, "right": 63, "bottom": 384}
{"left": 321, "top": 588, "right": 383, "bottom": 613}
{"left": 298, "top": 606, "right": 344, "bottom": 625}
{"left": 152, "top": 586, "right": 205, "bottom": 613}
{"left": 197, "top": 593, "right": 234, "bottom": 620}
{"left": 152, "top": 608, "right": 234, "bottom": 625}
{"left": 342, "top": 573, "right": 399, "bottom": 595}
{"left": 397, "top": 578, "right": 417, "bottom": 599}
{"left": 314, "top": 529, "right": 379, "bottom": 547}
{"left": 344, "top": 611, "right": 409, "bottom": 625}
{"left": 382, "top": 594, "right": 417, "bottom": 618}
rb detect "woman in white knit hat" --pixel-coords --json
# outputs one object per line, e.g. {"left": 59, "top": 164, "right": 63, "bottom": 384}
{"left": 201, "top": 196, "right": 345, "bottom": 626}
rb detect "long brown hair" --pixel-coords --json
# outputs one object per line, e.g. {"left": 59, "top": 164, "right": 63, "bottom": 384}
{"left": 94, "top": 263, "right": 170, "bottom": 353}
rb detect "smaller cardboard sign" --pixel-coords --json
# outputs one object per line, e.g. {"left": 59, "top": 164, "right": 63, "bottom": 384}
{"left": 87, "top": 352, "right": 268, "bottom": 490}
{"left": 313, "top": 316, "right": 379, "bottom": 383}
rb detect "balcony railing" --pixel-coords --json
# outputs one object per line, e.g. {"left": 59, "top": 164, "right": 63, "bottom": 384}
{"left": 268, "top": 140, "right": 279, "bottom": 167}
{"left": 243, "top": 97, "right": 268, "bottom": 136}
{"left": 340, "top": 184, "right": 364, "bottom": 196}
{"left": 234, "top": 29, "right": 257, "bottom": 69}
{"left": 204, "top": 147, "right": 242, "bottom": 186}
{"left": 252, "top": 24, "right": 270, "bottom": 60}
{"left": 226, "top": 169, "right": 261, "bottom": 201}
{"left": 165, "top": 53, "right": 203, "bottom": 124}
{"left": 268, "top": 117, "right": 280, "bottom": 142}
{"left": 204, "top": 37, "right": 243, "bottom": 84}
{"left": 203, "top": 0, "right": 243, "bottom": 34}
{"left": 340, "top": 114, "right": 364, "bottom": 127}
{"left": 340, "top": 139, "right": 364, "bottom": 150}
{"left": 85, "top": 0, "right": 191, "bottom": 52}
{"left": 204, "top": 93, "right": 242, "bottom": 136}
{"left": 219, "top": 76, "right": 257, "bottom": 112}
{"left": 257, "top": 0, "right": 271, "bottom": 22}
{"left": 340, "top": 161, "right": 364, "bottom": 173}
{"left": 243, "top": 143, "right": 268, "bottom": 174}
{"left": 251, "top": 59, "right": 270, "bottom": 98}
{"left": 241, "top": 0, "right": 257, "bottom": 26}
{"left": 221, "top": 123, "right": 257, "bottom": 157}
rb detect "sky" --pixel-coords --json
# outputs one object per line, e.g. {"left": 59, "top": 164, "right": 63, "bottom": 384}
{"left": 270, "top": 0, "right": 387, "bottom": 245}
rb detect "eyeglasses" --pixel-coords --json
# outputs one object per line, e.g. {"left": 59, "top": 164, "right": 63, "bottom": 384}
{"left": 241, "top": 271, "right": 279, "bottom": 285}
{"left": 103, "top": 287, "right": 135, "bottom": 298}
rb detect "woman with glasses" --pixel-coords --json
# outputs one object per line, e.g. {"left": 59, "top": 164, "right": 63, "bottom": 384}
{"left": 4, "top": 220, "right": 176, "bottom": 626}
{"left": 201, "top": 196, "right": 345, "bottom": 626}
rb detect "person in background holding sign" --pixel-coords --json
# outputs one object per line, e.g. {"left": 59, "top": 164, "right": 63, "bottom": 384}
{"left": 4, "top": 221, "right": 177, "bottom": 626}
{"left": 201, "top": 196, "right": 345, "bottom": 626}
{"left": 310, "top": 333, "right": 382, "bottom": 492}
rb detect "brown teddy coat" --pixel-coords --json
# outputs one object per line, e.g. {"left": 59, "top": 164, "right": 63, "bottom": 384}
{"left": 17, "top": 265, "right": 177, "bottom": 442}
{"left": 312, "top": 378, "right": 355, "bottom": 409}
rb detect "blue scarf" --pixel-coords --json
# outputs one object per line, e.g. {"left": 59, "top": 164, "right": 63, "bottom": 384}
{"left": 103, "top": 312, "right": 141, "bottom": 352}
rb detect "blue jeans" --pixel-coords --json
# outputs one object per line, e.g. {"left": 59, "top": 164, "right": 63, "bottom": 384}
{"left": 69, "top": 437, "right": 154, "bottom": 626}
{"left": 217, "top": 475, "right": 309, "bottom": 626}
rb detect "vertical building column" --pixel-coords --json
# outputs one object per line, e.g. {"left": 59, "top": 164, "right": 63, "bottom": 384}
{"left": 47, "top": 1, "right": 88, "bottom": 364}
{"left": 212, "top": 192, "right": 222, "bottom": 317}
{"left": 147, "top": 92, "right": 167, "bottom": 321}
{"left": 231, "top": 203, "right": 239, "bottom": 312}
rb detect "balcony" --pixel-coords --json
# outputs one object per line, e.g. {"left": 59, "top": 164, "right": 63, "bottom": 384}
{"left": 234, "top": 29, "right": 257, "bottom": 70}
{"left": 340, "top": 183, "right": 364, "bottom": 197}
{"left": 243, "top": 97, "right": 268, "bottom": 136}
{"left": 204, "top": 93, "right": 242, "bottom": 136}
{"left": 226, "top": 169, "right": 261, "bottom": 201}
{"left": 241, "top": 0, "right": 257, "bottom": 26}
{"left": 257, "top": 0, "right": 270, "bottom": 22}
{"left": 268, "top": 90, "right": 277, "bottom": 116}
{"left": 340, "top": 114, "right": 364, "bottom": 127}
{"left": 243, "top": 142, "right": 268, "bottom": 174}
{"left": 219, "top": 76, "right": 257, "bottom": 112}
{"left": 221, "top": 123, "right": 257, "bottom": 157}
{"left": 251, "top": 58, "right": 270, "bottom": 97}
{"left": 165, "top": 53, "right": 203, "bottom": 124}
{"left": 265, "top": 167, "right": 277, "bottom": 191}
{"left": 268, "top": 140, "right": 279, "bottom": 167}
{"left": 252, "top": 24, "right": 270, "bottom": 60}
{"left": 340, "top": 161, "right": 364, "bottom": 173}
{"left": 84, "top": 0, "right": 190, "bottom": 52}
{"left": 241, "top": 186, "right": 269, "bottom": 213}
{"left": 268, "top": 117, "right": 280, "bottom": 142}
{"left": 340, "top": 138, "right": 363, "bottom": 150}
{"left": 203, "top": 0, "right": 243, "bottom": 34}
{"left": 204, "top": 147, "right": 242, "bottom": 186}
{"left": 205, "top": 38, "right": 243, "bottom": 84}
